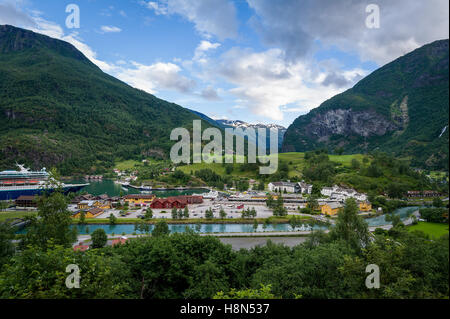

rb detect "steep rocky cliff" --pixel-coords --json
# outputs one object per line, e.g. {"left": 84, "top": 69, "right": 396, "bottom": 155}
{"left": 282, "top": 39, "right": 449, "bottom": 169}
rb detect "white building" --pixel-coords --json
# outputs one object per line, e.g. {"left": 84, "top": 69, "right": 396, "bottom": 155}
{"left": 268, "top": 182, "right": 297, "bottom": 193}
{"left": 321, "top": 185, "right": 367, "bottom": 202}
{"left": 297, "top": 181, "right": 313, "bottom": 194}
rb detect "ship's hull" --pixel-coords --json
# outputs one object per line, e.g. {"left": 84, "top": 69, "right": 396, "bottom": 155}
{"left": 0, "top": 184, "right": 87, "bottom": 201}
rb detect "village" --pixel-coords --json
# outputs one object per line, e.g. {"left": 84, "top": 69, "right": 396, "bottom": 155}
{"left": 12, "top": 180, "right": 376, "bottom": 221}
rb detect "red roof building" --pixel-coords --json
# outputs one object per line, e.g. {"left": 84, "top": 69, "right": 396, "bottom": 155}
{"left": 111, "top": 237, "right": 129, "bottom": 247}
{"left": 73, "top": 242, "right": 89, "bottom": 252}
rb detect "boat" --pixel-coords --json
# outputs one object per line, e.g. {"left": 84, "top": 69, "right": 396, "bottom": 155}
{"left": 0, "top": 164, "right": 89, "bottom": 201}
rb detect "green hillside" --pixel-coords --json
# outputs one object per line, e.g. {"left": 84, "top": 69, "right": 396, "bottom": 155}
{"left": 282, "top": 39, "right": 449, "bottom": 170}
{"left": 0, "top": 25, "right": 212, "bottom": 174}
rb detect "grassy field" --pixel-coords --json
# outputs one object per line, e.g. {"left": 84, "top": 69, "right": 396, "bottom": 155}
{"left": 176, "top": 152, "right": 366, "bottom": 179}
{"left": 408, "top": 222, "right": 449, "bottom": 239}
{"left": 0, "top": 211, "right": 37, "bottom": 222}
{"left": 428, "top": 171, "right": 449, "bottom": 182}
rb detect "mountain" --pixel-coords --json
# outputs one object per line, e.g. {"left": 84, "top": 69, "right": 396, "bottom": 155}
{"left": 215, "top": 119, "right": 286, "bottom": 150}
{"left": 0, "top": 25, "right": 213, "bottom": 174}
{"left": 282, "top": 39, "right": 449, "bottom": 170}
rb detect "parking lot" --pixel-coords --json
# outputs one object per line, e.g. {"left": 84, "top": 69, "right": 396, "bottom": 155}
{"left": 69, "top": 198, "right": 312, "bottom": 220}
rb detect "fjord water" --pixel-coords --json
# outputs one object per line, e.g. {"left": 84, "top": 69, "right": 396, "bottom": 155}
{"left": 67, "top": 179, "right": 207, "bottom": 197}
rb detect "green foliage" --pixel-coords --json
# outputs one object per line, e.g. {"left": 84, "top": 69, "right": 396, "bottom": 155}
{"left": 0, "top": 244, "right": 131, "bottom": 298}
{"left": 144, "top": 208, "right": 153, "bottom": 220}
{"left": 0, "top": 223, "right": 15, "bottom": 269}
{"left": 205, "top": 208, "right": 214, "bottom": 219}
{"left": 214, "top": 284, "right": 278, "bottom": 299}
{"left": 91, "top": 229, "right": 107, "bottom": 248}
{"left": 109, "top": 213, "right": 117, "bottom": 225}
{"left": 152, "top": 220, "right": 170, "bottom": 237}
{"left": 78, "top": 211, "right": 86, "bottom": 225}
{"left": 19, "top": 192, "right": 77, "bottom": 249}
{"left": 329, "top": 198, "right": 370, "bottom": 253}
{"left": 432, "top": 197, "right": 444, "bottom": 208}
{"left": 420, "top": 208, "right": 449, "bottom": 223}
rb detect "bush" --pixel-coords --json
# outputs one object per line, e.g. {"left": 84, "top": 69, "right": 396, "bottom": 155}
{"left": 91, "top": 229, "right": 107, "bottom": 248}
{"left": 419, "top": 208, "right": 448, "bottom": 223}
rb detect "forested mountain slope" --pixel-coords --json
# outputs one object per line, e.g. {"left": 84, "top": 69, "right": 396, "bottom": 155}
{"left": 282, "top": 40, "right": 449, "bottom": 170}
{"left": 0, "top": 25, "right": 210, "bottom": 174}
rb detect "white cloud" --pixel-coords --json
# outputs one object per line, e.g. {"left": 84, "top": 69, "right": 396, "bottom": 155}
{"left": 200, "top": 86, "right": 220, "bottom": 100}
{"left": 100, "top": 25, "right": 122, "bottom": 33}
{"left": 115, "top": 61, "right": 196, "bottom": 94}
{"left": 142, "top": 1, "right": 168, "bottom": 15}
{"left": 247, "top": 0, "right": 449, "bottom": 64}
{"left": 142, "top": 0, "right": 238, "bottom": 40}
{"left": 212, "top": 47, "right": 367, "bottom": 121}
{"left": 0, "top": 2, "right": 36, "bottom": 27}
{"left": 193, "top": 40, "right": 221, "bottom": 62}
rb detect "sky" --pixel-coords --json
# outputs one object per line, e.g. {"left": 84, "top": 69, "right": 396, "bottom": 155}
{"left": 0, "top": 0, "right": 448, "bottom": 128}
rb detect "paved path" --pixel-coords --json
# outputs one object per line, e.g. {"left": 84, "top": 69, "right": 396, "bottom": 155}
{"left": 219, "top": 237, "right": 308, "bottom": 250}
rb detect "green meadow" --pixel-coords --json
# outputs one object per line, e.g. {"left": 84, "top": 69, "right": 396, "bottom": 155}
{"left": 408, "top": 222, "right": 449, "bottom": 239}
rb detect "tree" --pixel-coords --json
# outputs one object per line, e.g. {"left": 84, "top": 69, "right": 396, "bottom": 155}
{"left": 266, "top": 194, "right": 274, "bottom": 208}
{"left": 219, "top": 208, "right": 227, "bottom": 219}
{"left": 237, "top": 180, "right": 250, "bottom": 192}
{"left": 225, "top": 164, "right": 233, "bottom": 175}
{"left": 335, "top": 147, "right": 344, "bottom": 155}
{"left": 152, "top": 220, "right": 170, "bottom": 237}
{"left": 307, "top": 196, "right": 319, "bottom": 212}
{"left": 78, "top": 210, "right": 86, "bottom": 225}
{"left": 385, "top": 213, "right": 404, "bottom": 228}
{"left": 135, "top": 221, "right": 150, "bottom": 235}
{"left": 91, "top": 228, "right": 107, "bottom": 248}
{"left": 0, "top": 223, "right": 15, "bottom": 269}
{"left": 0, "top": 201, "right": 9, "bottom": 211}
{"left": 20, "top": 192, "right": 77, "bottom": 249}
{"left": 432, "top": 197, "right": 444, "bottom": 208}
{"left": 183, "top": 207, "right": 189, "bottom": 219}
{"left": 257, "top": 181, "right": 265, "bottom": 191}
{"left": 144, "top": 208, "right": 153, "bottom": 220}
{"left": 214, "top": 284, "right": 278, "bottom": 299}
{"left": 0, "top": 244, "right": 130, "bottom": 298}
{"left": 109, "top": 213, "right": 117, "bottom": 225}
{"left": 330, "top": 198, "right": 370, "bottom": 253}
{"left": 289, "top": 216, "right": 301, "bottom": 231}
{"left": 205, "top": 208, "right": 214, "bottom": 219}
{"left": 351, "top": 158, "right": 361, "bottom": 169}
{"left": 171, "top": 208, "right": 178, "bottom": 219}
{"left": 253, "top": 219, "right": 259, "bottom": 232}
{"left": 262, "top": 219, "right": 269, "bottom": 231}
{"left": 387, "top": 182, "right": 406, "bottom": 199}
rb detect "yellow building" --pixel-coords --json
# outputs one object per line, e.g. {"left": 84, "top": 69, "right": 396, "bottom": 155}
{"left": 359, "top": 201, "right": 372, "bottom": 212}
{"left": 72, "top": 207, "right": 104, "bottom": 218}
{"left": 123, "top": 194, "right": 155, "bottom": 206}
{"left": 77, "top": 200, "right": 111, "bottom": 210}
{"left": 320, "top": 202, "right": 343, "bottom": 216}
